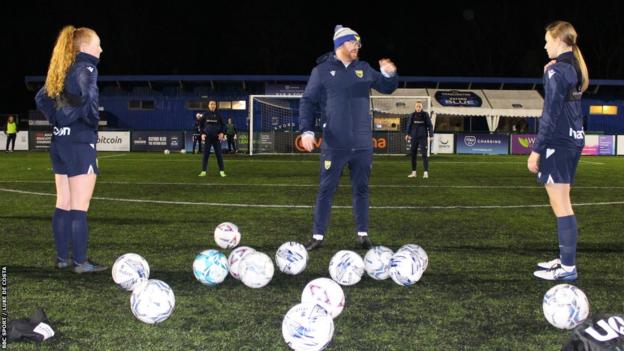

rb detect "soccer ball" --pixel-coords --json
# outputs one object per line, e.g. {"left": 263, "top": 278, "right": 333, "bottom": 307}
{"left": 112, "top": 253, "right": 150, "bottom": 291}
{"left": 282, "top": 302, "right": 334, "bottom": 351}
{"left": 398, "top": 244, "right": 428, "bottom": 271}
{"left": 130, "top": 279, "right": 175, "bottom": 324}
{"left": 180, "top": 149, "right": 186, "bottom": 154}
{"left": 228, "top": 246, "right": 256, "bottom": 280}
{"left": 389, "top": 251, "right": 424, "bottom": 286}
{"left": 301, "top": 277, "right": 345, "bottom": 319}
{"left": 239, "top": 252, "right": 274, "bottom": 288}
{"left": 364, "top": 246, "right": 394, "bottom": 280}
{"left": 275, "top": 242, "right": 308, "bottom": 275}
{"left": 193, "top": 249, "right": 229, "bottom": 286}
{"left": 543, "top": 284, "right": 590, "bottom": 329}
{"left": 328, "top": 250, "right": 365, "bottom": 286}
{"left": 163, "top": 149, "right": 170, "bottom": 155}
{"left": 214, "top": 222, "right": 241, "bottom": 249}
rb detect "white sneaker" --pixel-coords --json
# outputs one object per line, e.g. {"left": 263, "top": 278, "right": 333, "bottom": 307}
{"left": 533, "top": 265, "right": 577, "bottom": 281}
{"left": 536, "top": 258, "right": 560, "bottom": 270}
{"left": 423, "top": 171, "right": 429, "bottom": 179}
{"left": 408, "top": 172, "right": 417, "bottom": 178}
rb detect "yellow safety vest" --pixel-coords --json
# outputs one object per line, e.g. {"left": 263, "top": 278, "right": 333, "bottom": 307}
{"left": 6, "top": 122, "right": 17, "bottom": 134}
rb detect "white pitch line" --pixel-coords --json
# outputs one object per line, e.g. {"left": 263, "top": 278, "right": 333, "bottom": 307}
{"left": 99, "top": 157, "right": 606, "bottom": 165}
{"left": 1, "top": 187, "right": 623, "bottom": 210}
{"left": 1, "top": 180, "right": 623, "bottom": 190}
{"left": 97, "top": 153, "right": 128, "bottom": 159}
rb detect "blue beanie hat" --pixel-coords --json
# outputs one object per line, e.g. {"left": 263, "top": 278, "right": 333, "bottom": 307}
{"left": 333, "top": 25, "right": 361, "bottom": 50}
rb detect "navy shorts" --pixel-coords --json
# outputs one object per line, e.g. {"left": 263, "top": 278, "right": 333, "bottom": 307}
{"left": 50, "top": 142, "right": 99, "bottom": 177}
{"left": 537, "top": 147, "right": 581, "bottom": 185}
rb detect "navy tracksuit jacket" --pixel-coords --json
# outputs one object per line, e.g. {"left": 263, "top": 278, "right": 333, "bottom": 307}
{"left": 299, "top": 53, "right": 398, "bottom": 236}
{"left": 35, "top": 52, "right": 100, "bottom": 145}
{"left": 533, "top": 51, "right": 585, "bottom": 154}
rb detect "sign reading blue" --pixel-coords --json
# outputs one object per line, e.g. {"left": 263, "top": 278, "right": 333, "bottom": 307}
{"left": 456, "top": 133, "right": 509, "bottom": 155}
{"left": 435, "top": 90, "right": 482, "bottom": 107}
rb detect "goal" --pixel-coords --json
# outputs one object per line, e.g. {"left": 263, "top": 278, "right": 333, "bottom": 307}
{"left": 248, "top": 94, "right": 431, "bottom": 155}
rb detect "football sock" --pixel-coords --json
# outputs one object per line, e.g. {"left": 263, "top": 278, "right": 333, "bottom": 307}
{"left": 557, "top": 215, "right": 578, "bottom": 267}
{"left": 70, "top": 210, "right": 89, "bottom": 264}
{"left": 52, "top": 208, "right": 70, "bottom": 260}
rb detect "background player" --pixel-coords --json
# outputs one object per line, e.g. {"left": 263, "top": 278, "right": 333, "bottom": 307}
{"left": 198, "top": 100, "right": 226, "bottom": 177}
{"left": 405, "top": 101, "right": 433, "bottom": 178}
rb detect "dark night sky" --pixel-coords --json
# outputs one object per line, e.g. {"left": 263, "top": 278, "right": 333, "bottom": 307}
{"left": 1, "top": 0, "right": 623, "bottom": 117}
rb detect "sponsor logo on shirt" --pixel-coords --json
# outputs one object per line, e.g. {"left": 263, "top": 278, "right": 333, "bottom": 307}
{"left": 53, "top": 126, "right": 71, "bottom": 136}
{"left": 569, "top": 128, "right": 584, "bottom": 140}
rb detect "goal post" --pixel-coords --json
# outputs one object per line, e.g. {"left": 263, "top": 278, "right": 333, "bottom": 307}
{"left": 248, "top": 94, "right": 432, "bottom": 155}
{"left": 248, "top": 94, "right": 302, "bottom": 155}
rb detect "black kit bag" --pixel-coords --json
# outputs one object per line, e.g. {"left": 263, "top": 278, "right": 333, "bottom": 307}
{"left": 562, "top": 314, "right": 624, "bottom": 351}
{"left": 7, "top": 308, "right": 55, "bottom": 343}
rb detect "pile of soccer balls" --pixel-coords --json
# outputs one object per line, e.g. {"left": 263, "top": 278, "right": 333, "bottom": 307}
{"left": 193, "top": 222, "right": 310, "bottom": 289}
{"left": 111, "top": 253, "right": 176, "bottom": 324}
{"left": 281, "top": 244, "right": 429, "bottom": 350}
{"left": 326, "top": 244, "right": 429, "bottom": 287}
{"left": 282, "top": 278, "right": 343, "bottom": 351}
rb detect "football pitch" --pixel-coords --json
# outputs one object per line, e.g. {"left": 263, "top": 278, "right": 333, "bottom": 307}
{"left": 1, "top": 151, "right": 623, "bottom": 350}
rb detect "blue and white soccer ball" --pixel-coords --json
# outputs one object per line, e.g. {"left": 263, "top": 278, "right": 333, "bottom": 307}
{"left": 282, "top": 302, "right": 334, "bottom": 351}
{"left": 193, "top": 249, "right": 229, "bottom": 286}
{"left": 214, "top": 222, "right": 241, "bottom": 249}
{"left": 543, "top": 284, "right": 590, "bottom": 329}
{"left": 130, "top": 279, "right": 175, "bottom": 324}
{"left": 301, "top": 277, "right": 345, "bottom": 319}
{"left": 239, "top": 252, "right": 274, "bottom": 288}
{"left": 112, "top": 253, "right": 150, "bottom": 291}
{"left": 389, "top": 251, "right": 424, "bottom": 286}
{"left": 276, "top": 242, "right": 308, "bottom": 275}
{"left": 228, "top": 246, "right": 256, "bottom": 280}
{"left": 364, "top": 246, "right": 394, "bottom": 280}
{"left": 398, "top": 244, "right": 429, "bottom": 271}
{"left": 328, "top": 250, "right": 365, "bottom": 286}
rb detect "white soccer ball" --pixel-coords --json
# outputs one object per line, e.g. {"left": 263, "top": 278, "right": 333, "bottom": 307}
{"left": 130, "top": 279, "right": 175, "bottom": 324}
{"left": 163, "top": 149, "right": 170, "bottom": 155}
{"left": 275, "top": 242, "right": 308, "bottom": 275}
{"left": 389, "top": 251, "right": 424, "bottom": 286}
{"left": 364, "top": 246, "right": 394, "bottom": 280}
{"left": 543, "top": 284, "right": 590, "bottom": 329}
{"left": 214, "top": 222, "right": 241, "bottom": 249}
{"left": 301, "top": 277, "right": 345, "bottom": 319}
{"left": 282, "top": 302, "right": 334, "bottom": 351}
{"left": 398, "top": 244, "right": 428, "bottom": 271}
{"left": 180, "top": 149, "right": 186, "bottom": 154}
{"left": 328, "top": 250, "right": 365, "bottom": 286}
{"left": 112, "top": 253, "right": 150, "bottom": 291}
{"left": 239, "top": 252, "right": 274, "bottom": 288}
{"left": 228, "top": 246, "right": 256, "bottom": 280}
{"left": 192, "top": 249, "right": 229, "bottom": 286}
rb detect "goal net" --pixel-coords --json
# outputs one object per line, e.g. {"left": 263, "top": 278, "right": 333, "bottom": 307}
{"left": 248, "top": 94, "right": 431, "bottom": 155}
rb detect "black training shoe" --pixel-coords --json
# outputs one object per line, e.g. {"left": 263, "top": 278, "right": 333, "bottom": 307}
{"left": 358, "top": 236, "right": 373, "bottom": 250}
{"left": 304, "top": 238, "right": 323, "bottom": 251}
